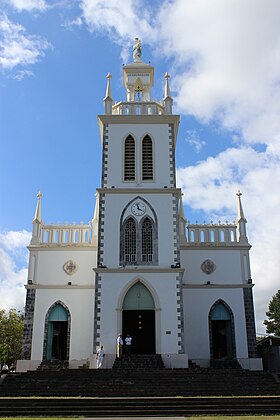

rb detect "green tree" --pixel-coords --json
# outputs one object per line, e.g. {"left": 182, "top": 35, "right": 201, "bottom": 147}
{"left": 0, "top": 309, "right": 24, "bottom": 367}
{"left": 264, "top": 290, "right": 280, "bottom": 336}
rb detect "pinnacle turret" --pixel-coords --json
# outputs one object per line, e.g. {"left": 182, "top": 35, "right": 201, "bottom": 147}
{"left": 104, "top": 72, "right": 113, "bottom": 114}
{"left": 31, "top": 191, "right": 42, "bottom": 244}
{"left": 163, "top": 72, "right": 173, "bottom": 114}
{"left": 236, "top": 190, "right": 248, "bottom": 243}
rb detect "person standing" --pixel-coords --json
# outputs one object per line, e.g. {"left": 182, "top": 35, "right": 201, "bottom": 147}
{"left": 1, "top": 363, "right": 9, "bottom": 373}
{"left": 117, "top": 334, "right": 123, "bottom": 358}
{"left": 125, "top": 334, "right": 132, "bottom": 355}
{"left": 96, "top": 346, "right": 105, "bottom": 369}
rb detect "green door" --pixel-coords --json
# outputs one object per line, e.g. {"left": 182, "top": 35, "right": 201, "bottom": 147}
{"left": 122, "top": 282, "right": 156, "bottom": 354}
{"left": 46, "top": 304, "right": 68, "bottom": 360}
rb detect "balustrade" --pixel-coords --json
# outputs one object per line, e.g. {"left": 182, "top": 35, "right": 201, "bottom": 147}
{"left": 112, "top": 101, "right": 165, "bottom": 116}
{"left": 186, "top": 223, "right": 237, "bottom": 244}
{"left": 40, "top": 223, "right": 96, "bottom": 245}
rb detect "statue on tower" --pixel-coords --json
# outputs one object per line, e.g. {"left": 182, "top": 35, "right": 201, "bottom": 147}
{"left": 133, "top": 38, "right": 142, "bottom": 62}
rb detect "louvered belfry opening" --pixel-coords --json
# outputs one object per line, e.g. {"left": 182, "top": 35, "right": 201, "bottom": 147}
{"left": 124, "top": 217, "right": 137, "bottom": 263}
{"left": 142, "top": 135, "right": 153, "bottom": 180}
{"left": 124, "top": 135, "right": 135, "bottom": 181}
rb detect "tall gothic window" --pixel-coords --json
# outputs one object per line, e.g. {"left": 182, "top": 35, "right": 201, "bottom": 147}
{"left": 141, "top": 217, "right": 153, "bottom": 262}
{"left": 142, "top": 135, "right": 153, "bottom": 180}
{"left": 124, "top": 217, "right": 136, "bottom": 262}
{"left": 120, "top": 204, "right": 158, "bottom": 266}
{"left": 124, "top": 135, "right": 135, "bottom": 181}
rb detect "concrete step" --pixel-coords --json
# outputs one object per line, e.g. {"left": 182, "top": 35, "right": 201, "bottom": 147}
{"left": 1, "top": 397, "right": 280, "bottom": 417}
{"left": 112, "top": 354, "right": 165, "bottom": 370}
{"left": 1, "top": 368, "right": 279, "bottom": 397}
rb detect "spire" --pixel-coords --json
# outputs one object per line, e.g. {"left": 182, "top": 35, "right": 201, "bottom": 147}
{"left": 236, "top": 190, "right": 248, "bottom": 244}
{"left": 163, "top": 72, "right": 173, "bottom": 114}
{"left": 93, "top": 192, "right": 99, "bottom": 222}
{"left": 164, "top": 72, "right": 171, "bottom": 98}
{"left": 104, "top": 72, "right": 113, "bottom": 114}
{"left": 31, "top": 192, "right": 42, "bottom": 245}
{"left": 237, "top": 190, "right": 246, "bottom": 222}
{"left": 179, "top": 193, "right": 187, "bottom": 243}
{"left": 104, "top": 72, "right": 112, "bottom": 99}
{"left": 33, "top": 191, "right": 42, "bottom": 223}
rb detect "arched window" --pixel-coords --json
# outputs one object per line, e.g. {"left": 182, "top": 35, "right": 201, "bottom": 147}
{"left": 120, "top": 199, "right": 158, "bottom": 266}
{"left": 124, "top": 217, "right": 136, "bottom": 263}
{"left": 142, "top": 135, "right": 153, "bottom": 180}
{"left": 141, "top": 217, "right": 153, "bottom": 262}
{"left": 124, "top": 135, "right": 135, "bottom": 181}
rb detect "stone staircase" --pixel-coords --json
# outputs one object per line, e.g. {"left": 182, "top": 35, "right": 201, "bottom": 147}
{"left": 36, "top": 360, "right": 69, "bottom": 371}
{"left": 112, "top": 354, "right": 165, "bottom": 369}
{"left": 1, "top": 355, "right": 280, "bottom": 416}
{"left": 1, "top": 396, "right": 280, "bottom": 417}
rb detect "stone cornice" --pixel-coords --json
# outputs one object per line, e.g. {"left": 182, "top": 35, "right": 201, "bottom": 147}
{"left": 27, "top": 245, "right": 97, "bottom": 251}
{"left": 96, "top": 187, "right": 181, "bottom": 195}
{"left": 25, "top": 284, "right": 95, "bottom": 290}
{"left": 93, "top": 267, "right": 185, "bottom": 274}
{"left": 183, "top": 283, "right": 254, "bottom": 289}
{"left": 180, "top": 243, "right": 251, "bottom": 250}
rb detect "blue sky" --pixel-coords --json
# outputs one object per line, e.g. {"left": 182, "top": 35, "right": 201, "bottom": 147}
{"left": 1, "top": 0, "right": 280, "bottom": 335}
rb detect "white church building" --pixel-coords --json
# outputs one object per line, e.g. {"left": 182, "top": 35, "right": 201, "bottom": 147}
{"left": 18, "top": 39, "right": 262, "bottom": 371}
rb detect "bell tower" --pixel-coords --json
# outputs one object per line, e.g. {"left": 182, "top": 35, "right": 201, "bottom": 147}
{"left": 94, "top": 39, "right": 187, "bottom": 366}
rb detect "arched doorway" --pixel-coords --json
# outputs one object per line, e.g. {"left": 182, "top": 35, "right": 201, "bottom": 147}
{"left": 45, "top": 303, "right": 70, "bottom": 361}
{"left": 122, "top": 281, "right": 155, "bottom": 354}
{"left": 209, "top": 300, "right": 236, "bottom": 360}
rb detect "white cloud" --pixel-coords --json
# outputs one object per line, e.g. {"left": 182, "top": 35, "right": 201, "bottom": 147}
{"left": 7, "top": 0, "right": 48, "bottom": 12}
{"left": 12, "top": 69, "right": 34, "bottom": 80}
{"left": 62, "top": 16, "right": 83, "bottom": 30}
{"left": 0, "top": 230, "right": 31, "bottom": 312}
{"left": 157, "top": 0, "right": 280, "bottom": 151}
{"left": 186, "top": 129, "right": 206, "bottom": 153}
{"left": 80, "top": 0, "right": 156, "bottom": 60}
{"left": 0, "top": 14, "right": 51, "bottom": 70}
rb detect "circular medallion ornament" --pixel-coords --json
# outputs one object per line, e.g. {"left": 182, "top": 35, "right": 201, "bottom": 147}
{"left": 201, "top": 259, "right": 216, "bottom": 275}
{"left": 63, "top": 260, "right": 78, "bottom": 276}
{"left": 131, "top": 202, "right": 146, "bottom": 216}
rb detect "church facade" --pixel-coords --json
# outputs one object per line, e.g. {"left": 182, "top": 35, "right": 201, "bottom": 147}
{"left": 18, "top": 40, "right": 262, "bottom": 371}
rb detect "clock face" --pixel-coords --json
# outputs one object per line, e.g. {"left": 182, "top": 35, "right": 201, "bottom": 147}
{"left": 131, "top": 202, "right": 146, "bottom": 216}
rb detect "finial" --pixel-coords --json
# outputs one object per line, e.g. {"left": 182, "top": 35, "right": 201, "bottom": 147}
{"left": 164, "top": 72, "right": 171, "bottom": 98}
{"left": 104, "top": 72, "right": 113, "bottom": 99}
{"left": 236, "top": 190, "right": 248, "bottom": 243}
{"left": 133, "top": 38, "right": 142, "bottom": 63}
{"left": 33, "top": 191, "right": 42, "bottom": 225}
{"left": 236, "top": 190, "right": 246, "bottom": 221}
{"left": 104, "top": 72, "right": 113, "bottom": 114}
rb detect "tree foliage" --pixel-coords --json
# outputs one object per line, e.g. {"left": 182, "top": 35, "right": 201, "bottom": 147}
{"left": 264, "top": 290, "right": 280, "bottom": 336}
{"left": 0, "top": 309, "right": 24, "bottom": 367}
